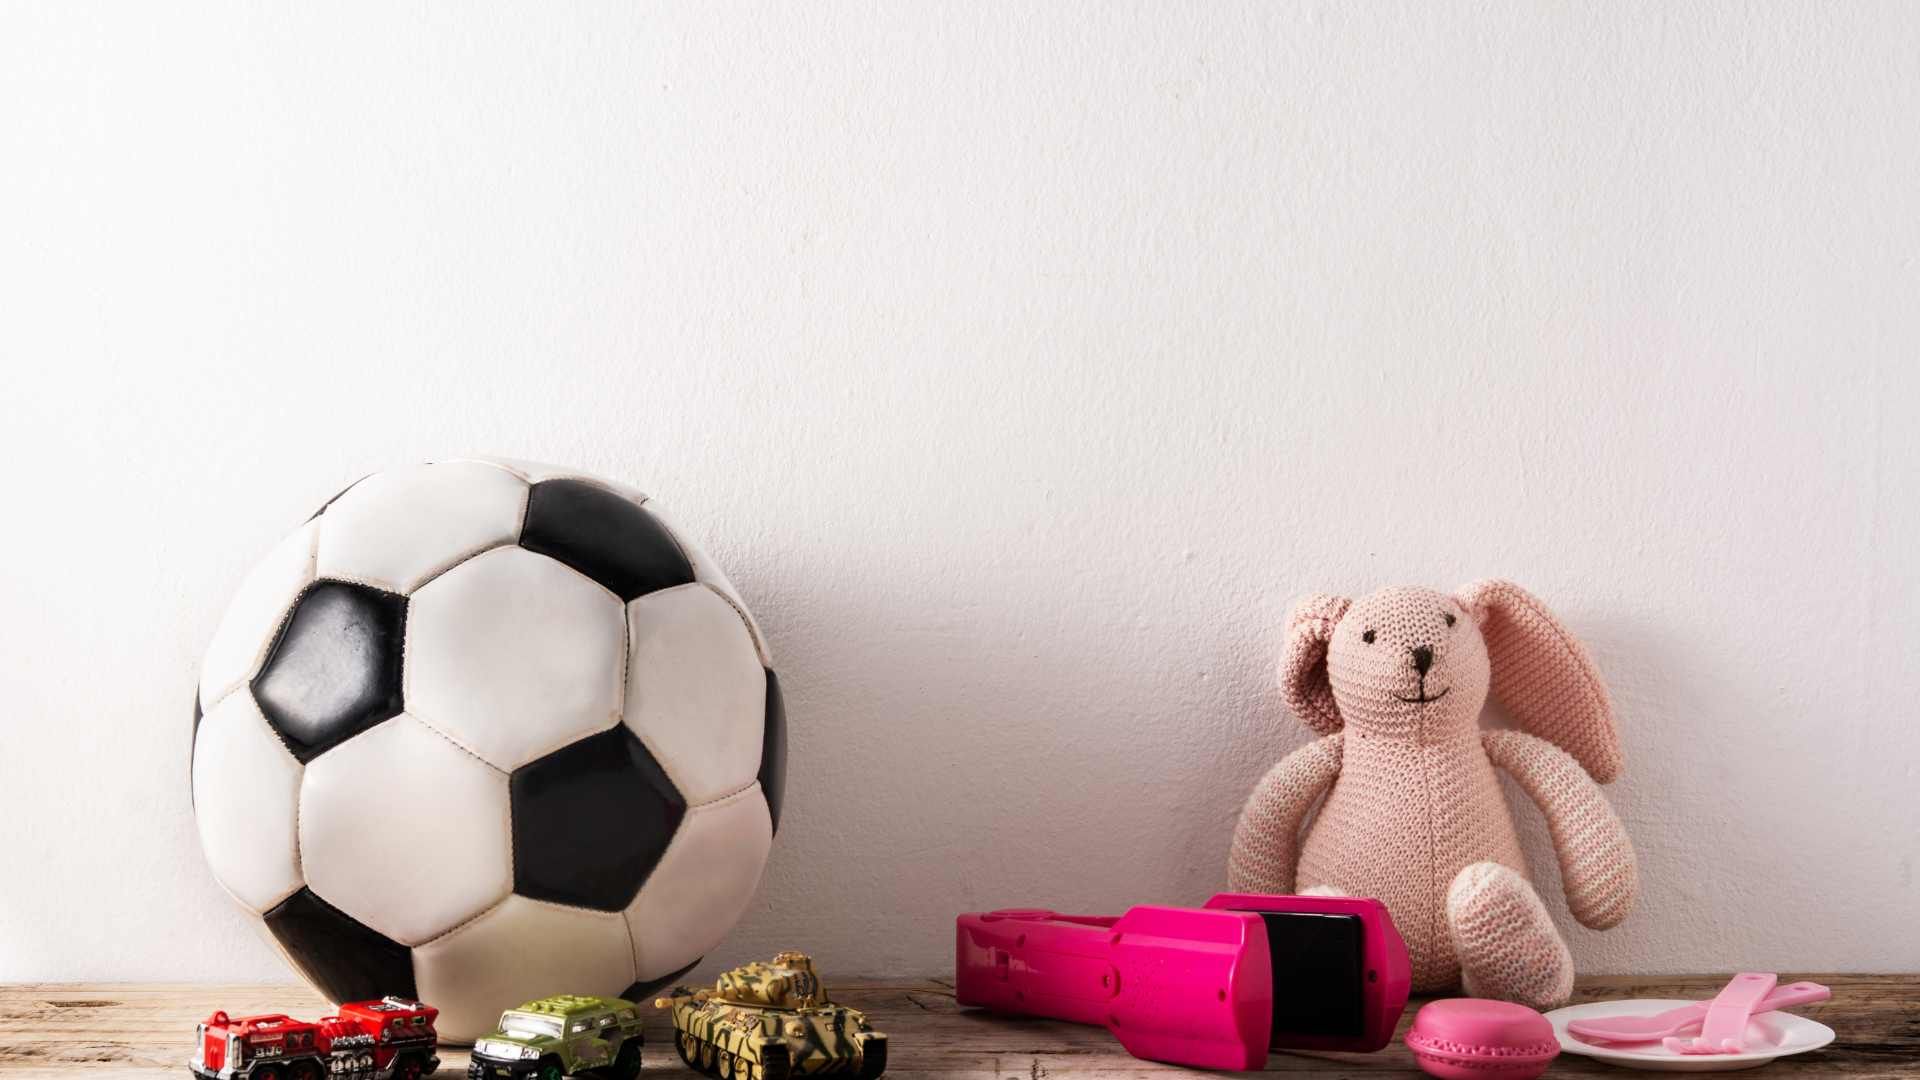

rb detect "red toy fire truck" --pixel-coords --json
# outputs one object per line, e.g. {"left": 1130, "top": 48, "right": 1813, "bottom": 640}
{"left": 190, "top": 997, "right": 441, "bottom": 1080}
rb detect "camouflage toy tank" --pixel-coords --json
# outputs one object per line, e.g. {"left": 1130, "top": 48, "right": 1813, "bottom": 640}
{"left": 654, "top": 952, "right": 887, "bottom": 1080}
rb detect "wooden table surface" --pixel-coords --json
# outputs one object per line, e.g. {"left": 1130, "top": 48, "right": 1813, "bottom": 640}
{"left": 1, "top": 976, "right": 1913, "bottom": 1079}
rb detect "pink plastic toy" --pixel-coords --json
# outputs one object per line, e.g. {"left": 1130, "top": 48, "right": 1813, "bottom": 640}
{"left": 1568, "top": 980, "right": 1830, "bottom": 1043}
{"left": 1665, "top": 972, "right": 1779, "bottom": 1054}
{"left": 1404, "top": 998, "right": 1559, "bottom": 1080}
{"left": 954, "top": 893, "right": 1410, "bottom": 1070}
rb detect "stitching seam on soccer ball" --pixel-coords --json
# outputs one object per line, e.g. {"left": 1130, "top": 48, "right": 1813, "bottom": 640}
{"left": 236, "top": 527, "right": 321, "bottom": 710}
{"left": 691, "top": 777, "right": 765, "bottom": 812}
{"left": 631, "top": 728, "right": 693, "bottom": 805}
{"left": 511, "top": 478, "right": 533, "bottom": 544}
{"left": 512, "top": 893, "right": 638, "bottom": 920}
{"left": 257, "top": 880, "right": 303, "bottom": 919}
{"left": 200, "top": 682, "right": 247, "bottom": 724}
{"left": 290, "top": 732, "right": 305, "bottom": 888}
{"left": 617, "top": 905, "right": 642, "bottom": 990}
{"left": 649, "top": 512, "right": 695, "bottom": 577}
{"left": 209, "top": 873, "right": 264, "bottom": 921}
{"left": 405, "top": 712, "right": 511, "bottom": 777}
{"left": 418, "top": 893, "right": 512, "bottom": 949}
{"left": 502, "top": 741, "right": 516, "bottom": 886}
{"left": 441, "top": 458, "right": 533, "bottom": 483}
{"left": 401, "top": 539, "right": 520, "bottom": 597}
{"left": 699, "top": 581, "right": 767, "bottom": 661}
{"left": 513, "top": 716, "right": 627, "bottom": 776}
{"left": 450, "top": 458, "right": 645, "bottom": 506}
{"left": 617, "top": 594, "right": 632, "bottom": 729}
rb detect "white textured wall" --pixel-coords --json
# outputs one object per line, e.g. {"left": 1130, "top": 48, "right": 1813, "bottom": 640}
{"left": 3, "top": 3, "right": 1916, "bottom": 985}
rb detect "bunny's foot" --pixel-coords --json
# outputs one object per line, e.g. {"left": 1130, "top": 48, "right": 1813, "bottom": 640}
{"left": 1444, "top": 861, "right": 1574, "bottom": 1009}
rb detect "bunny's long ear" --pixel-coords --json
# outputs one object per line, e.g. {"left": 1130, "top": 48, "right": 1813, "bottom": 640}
{"left": 1457, "top": 579, "right": 1622, "bottom": 783}
{"left": 1278, "top": 593, "right": 1351, "bottom": 735}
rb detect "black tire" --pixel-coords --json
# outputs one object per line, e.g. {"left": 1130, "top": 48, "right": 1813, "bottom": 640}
{"left": 607, "top": 1038, "right": 641, "bottom": 1080}
{"left": 536, "top": 1057, "right": 565, "bottom": 1080}
{"left": 289, "top": 1059, "right": 323, "bottom": 1080}
{"left": 857, "top": 1037, "right": 887, "bottom": 1080}
{"left": 392, "top": 1054, "right": 424, "bottom": 1080}
{"left": 254, "top": 1066, "right": 283, "bottom": 1080}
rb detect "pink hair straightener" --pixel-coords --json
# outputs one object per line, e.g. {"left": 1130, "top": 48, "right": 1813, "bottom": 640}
{"left": 955, "top": 893, "right": 1411, "bottom": 1070}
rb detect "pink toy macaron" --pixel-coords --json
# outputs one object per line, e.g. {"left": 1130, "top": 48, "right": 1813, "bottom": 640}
{"left": 1405, "top": 998, "right": 1561, "bottom": 1080}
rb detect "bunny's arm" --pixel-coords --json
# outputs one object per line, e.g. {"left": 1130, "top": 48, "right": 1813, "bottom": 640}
{"left": 1483, "top": 728, "right": 1637, "bottom": 929}
{"left": 1227, "top": 732, "right": 1343, "bottom": 893}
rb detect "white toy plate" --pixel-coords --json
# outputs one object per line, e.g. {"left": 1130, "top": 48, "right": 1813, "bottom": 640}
{"left": 1546, "top": 999, "right": 1836, "bottom": 1072}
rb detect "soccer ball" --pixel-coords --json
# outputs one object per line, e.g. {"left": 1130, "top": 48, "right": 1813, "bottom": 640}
{"left": 190, "top": 458, "right": 785, "bottom": 1041}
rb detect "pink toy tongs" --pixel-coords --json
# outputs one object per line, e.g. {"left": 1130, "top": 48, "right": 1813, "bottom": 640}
{"left": 1664, "top": 972, "right": 1778, "bottom": 1054}
{"left": 1568, "top": 980, "right": 1829, "bottom": 1044}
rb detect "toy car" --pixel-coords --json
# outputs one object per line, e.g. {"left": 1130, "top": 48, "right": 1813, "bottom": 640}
{"left": 466, "top": 995, "right": 644, "bottom": 1080}
{"left": 654, "top": 951, "right": 887, "bottom": 1080}
{"left": 190, "top": 997, "right": 440, "bottom": 1080}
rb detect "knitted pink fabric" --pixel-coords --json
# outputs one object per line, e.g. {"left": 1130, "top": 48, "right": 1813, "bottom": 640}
{"left": 1447, "top": 861, "right": 1574, "bottom": 1007}
{"left": 1228, "top": 581, "right": 1636, "bottom": 1008}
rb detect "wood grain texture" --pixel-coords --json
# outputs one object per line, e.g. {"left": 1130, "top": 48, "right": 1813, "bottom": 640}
{"left": 0, "top": 976, "right": 1913, "bottom": 1079}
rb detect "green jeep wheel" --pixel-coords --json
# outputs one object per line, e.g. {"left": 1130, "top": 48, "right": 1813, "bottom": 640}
{"left": 608, "top": 1038, "right": 642, "bottom": 1080}
{"left": 535, "top": 1057, "right": 564, "bottom": 1080}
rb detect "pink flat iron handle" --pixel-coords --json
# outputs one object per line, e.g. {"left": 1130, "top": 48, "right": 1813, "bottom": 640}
{"left": 955, "top": 905, "right": 1275, "bottom": 1071}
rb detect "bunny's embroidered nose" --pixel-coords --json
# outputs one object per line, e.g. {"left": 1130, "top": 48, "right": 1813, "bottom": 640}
{"left": 1411, "top": 645, "right": 1434, "bottom": 675}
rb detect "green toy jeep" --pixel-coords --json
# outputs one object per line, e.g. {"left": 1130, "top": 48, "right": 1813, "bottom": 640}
{"left": 466, "top": 995, "right": 644, "bottom": 1080}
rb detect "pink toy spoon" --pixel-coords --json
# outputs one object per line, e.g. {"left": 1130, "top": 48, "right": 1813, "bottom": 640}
{"left": 1664, "top": 972, "right": 1778, "bottom": 1054}
{"left": 1568, "top": 981, "right": 1830, "bottom": 1043}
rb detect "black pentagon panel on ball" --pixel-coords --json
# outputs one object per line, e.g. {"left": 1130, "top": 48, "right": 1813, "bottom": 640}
{"left": 263, "top": 887, "right": 417, "bottom": 1003}
{"left": 510, "top": 725, "right": 687, "bottom": 910}
{"left": 518, "top": 479, "right": 694, "bottom": 601}
{"left": 760, "top": 669, "right": 788, "bottom": 834}
{"left": 252, "top": 581, "right": 407, "bottom": 763}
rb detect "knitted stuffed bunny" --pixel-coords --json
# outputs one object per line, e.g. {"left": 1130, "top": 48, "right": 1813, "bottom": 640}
{"left": 1227, "top": 580, "right": 1636, "bottom": 1008}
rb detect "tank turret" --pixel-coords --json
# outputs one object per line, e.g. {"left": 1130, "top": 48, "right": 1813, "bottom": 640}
{"left": 709, "top": 951, "right": 826, "bottom": 1010}
{"left": 654, "top": 952, "right": 887, "bottom": 1080}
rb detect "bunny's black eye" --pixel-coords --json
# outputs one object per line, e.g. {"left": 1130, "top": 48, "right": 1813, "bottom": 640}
{"left": 1361, "top": 629, "right": 1376, "bottom": 644}
{"left": 1443, "top": 612, "right": 1456, "bottom": 627}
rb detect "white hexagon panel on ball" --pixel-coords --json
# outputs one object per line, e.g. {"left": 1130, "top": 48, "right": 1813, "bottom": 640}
{"left": 188, "top": 459, "right": 786, "bottom": 1042}
{"left": 405, "top": 545, "right": 627, "bottom": 772}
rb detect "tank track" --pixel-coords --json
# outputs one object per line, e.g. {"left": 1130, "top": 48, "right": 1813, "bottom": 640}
{"left": 673, "top": 1032, "right": 791, "bottom": 1080}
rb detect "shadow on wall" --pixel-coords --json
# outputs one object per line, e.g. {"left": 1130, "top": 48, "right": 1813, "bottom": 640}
{"left": 729, "top": 538, "right": 1283, "bottom": 970}
{"left": 1502, "top": 612, "right": 1804, "bottom": 975}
